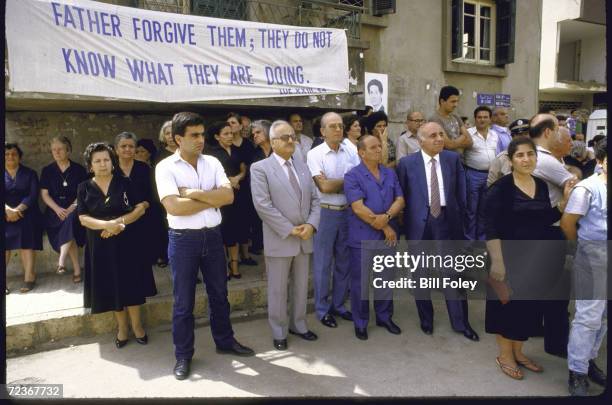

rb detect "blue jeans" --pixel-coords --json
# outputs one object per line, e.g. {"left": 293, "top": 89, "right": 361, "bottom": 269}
{"left": 465, "top": 168, "right": 488, "bottom": 241}
{"left": 312, "top": 208, "right": 351, "bottom": 319}
{"left": 567, "top": 242, "right": 608, "bottom": 373}
{"left": 168, "top": 226, "right": 234, "bottom": 360}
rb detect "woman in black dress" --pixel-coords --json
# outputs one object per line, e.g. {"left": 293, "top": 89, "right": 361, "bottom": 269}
{"left": 5, "top": 143, "right": 43, "bottom": 293}
{"left": 77, "top": 143, "right": 157, "bottom": 348}
{"left": 115, "top": 132, "right": 158, "bottom": 268}
{"left": 227, "top": 113, "right": 258, "bottom": 266}
{"left": 485, "top": 137, "right": 572, "bottom": 380}
{"left": 40, "top": 136, "right": 88, "bottom": 282}
{"left": 205, "top": 121, "right": 248, "bottom": 279}
{"left": 152, "top": 120, "right": 175, "bottom": 267}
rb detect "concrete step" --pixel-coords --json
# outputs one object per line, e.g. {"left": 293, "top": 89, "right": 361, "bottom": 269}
{"left": 6, "top": 256, "right": 314, "bottom": 356}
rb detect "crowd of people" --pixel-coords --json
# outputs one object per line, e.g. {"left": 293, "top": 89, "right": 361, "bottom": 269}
{"left": 4, "top": 86, "right": 607, "bottom": 395}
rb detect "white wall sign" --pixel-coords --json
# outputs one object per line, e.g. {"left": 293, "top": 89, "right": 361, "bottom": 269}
{"left": 6, "top": 0, "right": 349, "bottom": 102}
{"left": 364, "top": 72, "right": 388, "bottom": 113}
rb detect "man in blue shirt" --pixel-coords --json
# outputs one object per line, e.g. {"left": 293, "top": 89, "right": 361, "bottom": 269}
{"left": 344, "top": 135, "right": 405, "bottom": 340}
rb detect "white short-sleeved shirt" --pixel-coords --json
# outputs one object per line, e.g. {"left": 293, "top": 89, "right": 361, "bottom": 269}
{"left": 463, "top": 127, "right": 498, "bottom": 170}
{"left": 155, "top": 151, "right": 230, "bottom": 229}
{"left": 307, "top": 141, "right": 360, "bottom": 205}
{"left": 532, "top": 145, "right": 575, "bottom": 207}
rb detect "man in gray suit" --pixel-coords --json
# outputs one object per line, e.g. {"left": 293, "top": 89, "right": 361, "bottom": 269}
{"left": 250, "top": 120, "right": 321, "bottom": 350}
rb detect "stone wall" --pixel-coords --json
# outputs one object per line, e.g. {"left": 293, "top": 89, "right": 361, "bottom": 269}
{"left": 5, "top": 112, "right": 170, "bottom": 277}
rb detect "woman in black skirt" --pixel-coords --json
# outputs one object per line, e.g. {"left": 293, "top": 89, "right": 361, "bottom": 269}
{"left": 40, "top": 136, "right": 88, "bottom": 282}
{"left": 5, "top": 143, "right": 43, "bottom": 293}
{"left": 485, "top": 137, "right": 572, "bottom": 379}
{"left": 204, "top": 121, "right": 248, "bottom": 279}
{"left": 78, "top": 142, "right": 157, "bottom": 348}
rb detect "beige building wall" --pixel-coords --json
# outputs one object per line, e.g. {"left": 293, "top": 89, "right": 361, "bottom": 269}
{"left": 361, "top": 0, "right": 541, "bottom": 139}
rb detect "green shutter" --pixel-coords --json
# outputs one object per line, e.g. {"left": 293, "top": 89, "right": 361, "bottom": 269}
{"left": 495, "top": 0, "right": 516, "bottom": 65}
{"left": 451, "top": 0, "right": 464, "bottom": 59}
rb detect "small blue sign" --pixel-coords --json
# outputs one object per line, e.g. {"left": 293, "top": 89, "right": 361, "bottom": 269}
{"left": 494, "top": 93, "right": 511, "bottom": 107}
{"left": 477, "top": 93, "right": 494, "bottom": 106}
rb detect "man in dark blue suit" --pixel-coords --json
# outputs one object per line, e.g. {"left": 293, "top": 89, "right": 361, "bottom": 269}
{"left": 396, "top": 122, "right": 479, "bottom": 342}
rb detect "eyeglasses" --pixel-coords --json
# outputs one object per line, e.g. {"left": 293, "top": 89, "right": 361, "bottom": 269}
{"left": 326, "top": 123, "right": 344, "bottom": 130}
{"left": 407, "top": 119, "right": 426, "bottom": 123}
{"left": 275, "top": 134, "right": 297, "bottom": 142}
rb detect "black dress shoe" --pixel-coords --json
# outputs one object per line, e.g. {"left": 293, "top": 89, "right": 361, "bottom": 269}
{"left": 174, "top": 359, "right": 191, "bottom": 380}
{"left": 420, "top": 324, "right": 433, "bottom": 335}
{"left": 588, "top": 360, "right": 607, "bottom": 387}
{"left": 355, "top": 327, "right": 368, "bottom": 340}
{"left": 115, "top": 336, "right": 128, "bottom": 348}
{"left": 320, "top": 313, "right": 337, "bottom": 328}
{"left": 216, "top": 339, "right": 255, "bottom": 357}
{"left": 273, "top": 339, "right": 287, "bottom": 350}
{"left": 331, "top": 310, "right": 353, "bottom": 321}
{"left": 461, "top": 327, "right": 480, "bottom": 341}
{"left": 135, "top": 334, "right": 148, "bottom": 345}
{"left": 568, "top": 370, "right": 589, "bottom": 396}
{"left": 376, "top": 319, "right": 401, "bottom": 335}
{"left": 289, "top": 330, "right": 318, "bottom": 341}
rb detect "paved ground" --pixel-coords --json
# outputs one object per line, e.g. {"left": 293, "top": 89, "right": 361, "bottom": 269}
{"left": 6, "top": 297, "right": 606, "bottom": 398}
{"left": 5, "top": 260, "right": 266, "bottom": 326}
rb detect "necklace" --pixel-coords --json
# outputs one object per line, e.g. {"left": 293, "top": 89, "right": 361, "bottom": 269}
{"left": 58, "top": 162, "right": 70, "bottom": 187}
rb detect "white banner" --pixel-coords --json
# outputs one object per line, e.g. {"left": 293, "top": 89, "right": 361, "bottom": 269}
{"left": 6, "top": 0, "right": 349, "bottom": 102}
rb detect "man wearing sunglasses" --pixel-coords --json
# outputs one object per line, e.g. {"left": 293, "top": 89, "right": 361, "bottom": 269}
{"left": 250, "top": 120, "right": 321, "bottom": 350}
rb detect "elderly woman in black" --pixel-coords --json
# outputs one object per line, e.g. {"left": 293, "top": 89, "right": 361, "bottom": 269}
{"left": 485, "top": 137, "right": 572, "bottom": 380}
{"left": 5, "top": 143, "right": 43, "bottom": 293}
{"left": 205, "top": 121, "right": 248, "bottom": 279}
{"left": 40, "top": 136, "right": 88, "bottom": 282}
{"left": 78, "top": 143, "right": 157, "bottom": 347}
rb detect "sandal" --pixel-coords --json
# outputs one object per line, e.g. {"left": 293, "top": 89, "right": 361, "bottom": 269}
{"left": 516, "top": 357, "right": 544, "bottom": 373}
{"left": 20, "top": 280, "right": 36, "bottom": 293}
{"left": 56, "top": 266, "right": 67, "bottom": 275}
{"left": 72, "top": 273, "right": 82, "bottom": 283}
{"left": 496, "top": 357, "right": 523, "bottom": 380}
